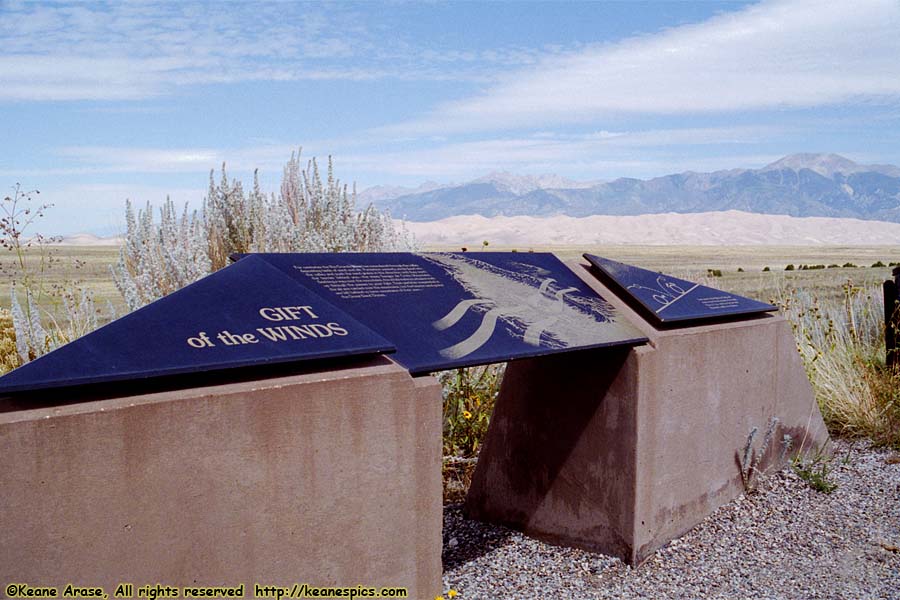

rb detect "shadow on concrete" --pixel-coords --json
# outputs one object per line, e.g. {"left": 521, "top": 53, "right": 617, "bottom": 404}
{"left": 463, "top": 346, "right": 636, "bottom": 561}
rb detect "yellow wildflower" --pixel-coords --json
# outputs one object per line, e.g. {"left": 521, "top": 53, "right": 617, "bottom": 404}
{"left": 462, "top": 410, "right": 473, "bottom": 419}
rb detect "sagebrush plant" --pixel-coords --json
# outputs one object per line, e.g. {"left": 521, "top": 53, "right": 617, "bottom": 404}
{"left": 2, "top": 152, "right": 413, "bottom": 366}
{"left": 114, "top": 151, "right": 414, "bottom": 311}
{"left": 776, "top": 281, "right": 900, "bottom": 448}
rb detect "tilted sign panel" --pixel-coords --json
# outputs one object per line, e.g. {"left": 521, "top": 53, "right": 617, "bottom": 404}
{"left": 0, "top": 255, "right": 393, "bottom": 394}
{"left": 244, "top": 252, "right": 648, "bottom": 374}
{"left": 584, "top": 254, "right": 776, "bottom": 326}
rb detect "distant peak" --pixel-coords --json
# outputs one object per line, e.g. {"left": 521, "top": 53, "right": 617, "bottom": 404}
{"left": 762, "top": 153, "right": 862, "bottom": 176}
{"left": 472, "top": 171, "right": 597, "bottom": 194}
{"left": 761, "top": 153, "right": 900, "bottom": 177}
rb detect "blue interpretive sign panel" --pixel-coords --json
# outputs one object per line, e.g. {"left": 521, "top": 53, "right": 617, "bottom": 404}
{"left": 0, "top": 255, "right": 394, "bottom": 394}
{"left": 584, "top": 254, "right": 776, "bottom": 326}
{"left": 240, "top": 252, "right": 648, "bottom": 374}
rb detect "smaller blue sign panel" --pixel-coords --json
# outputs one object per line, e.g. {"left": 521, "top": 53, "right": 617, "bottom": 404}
{"left": 240, "top": 252, "right": 648, "bottom": 374}
{"left": 0, "top": 256, "right": 394, "bottom": 395}
{"left": 584, "top": 254, "right": 776, "bottom": 326}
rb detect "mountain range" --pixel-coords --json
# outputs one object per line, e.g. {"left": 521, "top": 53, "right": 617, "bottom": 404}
{"left": 363, "top": 154, "right": 900, "bottom": 223}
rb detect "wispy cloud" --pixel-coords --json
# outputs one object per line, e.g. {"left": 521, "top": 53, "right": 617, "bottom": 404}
{"left": 1, "top": 145, "right": 289, "bottom": 178}
{"left": 342, "top": 126, "right": 790, "bottom": 180}
{"left": 37, "top": 124, "right": 783, "bottom": 180}
{"left": 54, "top": 146, "right": 233, "bottom": 173}
{"left": 385, "top": 0, "right": 900, "bottom": 134}
{"left": 0, "top": 2, "right": 569, "bottom": 101}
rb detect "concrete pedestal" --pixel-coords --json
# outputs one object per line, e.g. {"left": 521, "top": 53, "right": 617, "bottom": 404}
{"left": 466, "top": 261, "right": 829, "bottom": 565}
{"left": 0, "top": 357, "right": 442, "bottom": 599}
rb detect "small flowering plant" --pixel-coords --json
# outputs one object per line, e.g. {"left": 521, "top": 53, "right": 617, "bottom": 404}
{"left": 439, "top": 364, "right": 504, "bottom": 457}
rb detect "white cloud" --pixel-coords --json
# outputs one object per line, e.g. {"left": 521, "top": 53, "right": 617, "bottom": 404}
{"left": 55, "top": 146, "right": 228, "bottom": 173}
{"left": 0, "top": 2, "right": 565, "bottom": 101}
{"left": 342, "top": 127, "right": 787, "bottom": 180}
{"left": 37, "top": 124, "right": 781, "bottom": 180}
{"left": 386, "top": 0, "right": 900, "bottom": 134}
{"left": 0, "top": 55, "right": 192, "bottom": 101}
{"left": 0, "top": 120, "right": 785, "bottom": 191}
{"left": 48, "top": 145, "right": 313, "bottom": 176}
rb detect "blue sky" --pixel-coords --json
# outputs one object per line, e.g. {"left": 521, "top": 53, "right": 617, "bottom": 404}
{"left": 2, "top": 0, "right": 900, "bottom": 235}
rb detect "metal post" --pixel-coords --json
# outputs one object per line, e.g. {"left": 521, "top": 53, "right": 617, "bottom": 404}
{"left": 886, "top": 266, "right": 900, "bottom": 368}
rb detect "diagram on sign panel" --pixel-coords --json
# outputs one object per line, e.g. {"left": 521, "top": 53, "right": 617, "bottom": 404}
{"left": 626, "top": 275, "right": 699, "bottom": 314}
{"left": 422, "top": 254, "right": 633, "bottom": 359}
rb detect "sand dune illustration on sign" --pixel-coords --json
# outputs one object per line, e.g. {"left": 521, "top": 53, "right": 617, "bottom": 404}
{"left": 626, "top": 275, "right": 700, "bottom": 314}
{"left": 421, "top": 253, "right": 641, "bottom": 359}
{"left": 584, "top": 254, "right": 776, "bottom": 325}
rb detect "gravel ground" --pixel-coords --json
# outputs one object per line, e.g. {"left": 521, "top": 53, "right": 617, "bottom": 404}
{"left": 441, "top": 439, "right": 900, "bottom": 600}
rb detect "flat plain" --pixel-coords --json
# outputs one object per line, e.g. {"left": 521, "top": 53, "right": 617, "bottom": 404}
{"left": 431, "top": 244, "right": 899, "bottom": 304}
{"left": 0, "top": 245, "right": 124, "bottom": 314}
{"left": 1, "top": 244, "right": 896, "bottom": 316}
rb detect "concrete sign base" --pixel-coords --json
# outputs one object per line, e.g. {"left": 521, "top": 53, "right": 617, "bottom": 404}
{"left": 0, "top": 358, "right": 442, "bottom": 599}
{"left": 466, "top": 260, "right": 829, "bottom": 565}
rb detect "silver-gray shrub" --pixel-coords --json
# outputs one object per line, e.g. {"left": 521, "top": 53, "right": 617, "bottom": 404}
{"left": 113, "top": 152, "right": 414, "bottom": 311}
{"left": 9, "top": 289, "right": 45, "bottom": 363}
{"left": 9, "top": 284, "right": 112, "bottom": 364}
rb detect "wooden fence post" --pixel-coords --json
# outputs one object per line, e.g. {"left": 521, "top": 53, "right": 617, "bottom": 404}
{"left": 886, "top": 266, "right": 900, "bottom": 369}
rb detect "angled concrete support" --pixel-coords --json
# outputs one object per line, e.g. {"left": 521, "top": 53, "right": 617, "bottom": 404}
{"left": 0, "top": 358, "right": 443, "bottom": 599}
{"left": 466, "top": 260, "right": 829, "bottom": 565}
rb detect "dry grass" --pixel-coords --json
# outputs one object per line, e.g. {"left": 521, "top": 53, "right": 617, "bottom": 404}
{"left": 430, "top": 244, "right": 897, "bottom": 304}
{"left": 0, "top": 309, "right": 20, "bottom": 373}
{"left": 4, "top": 244, "right": 895, "bottom": 310}
{"left": 442, "top": 456, "right": 478, "bottom": 504}
{"left": 0, "top": 245, "right": 124, "bottom": 316}
{"left": 776, "top": 283, "right": 899, "bottom": 447}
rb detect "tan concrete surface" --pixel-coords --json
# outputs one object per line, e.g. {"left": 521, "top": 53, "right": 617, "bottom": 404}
{"left": 466, "top": 259, "right": 829, "bottom": 565}
{"left": 0, "top": 357, "right": 443, "bottom": 599}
